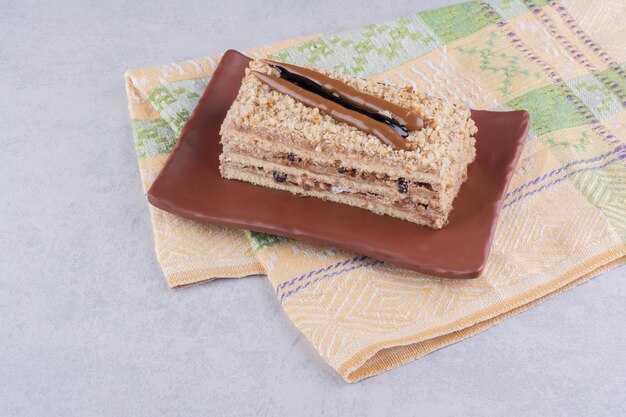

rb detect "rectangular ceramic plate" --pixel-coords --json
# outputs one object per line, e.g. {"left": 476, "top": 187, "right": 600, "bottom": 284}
{"left": 147, "top": 50, "right": 528, "bottom": 278}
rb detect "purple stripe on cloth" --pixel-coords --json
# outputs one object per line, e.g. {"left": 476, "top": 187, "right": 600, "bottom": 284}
{"left": 523, "top": 1, "right": 624, "bottom": 142}
{"left": 524, "top": 0, "right": 596, "bottom": 71}
{"left": 276, "top": 256, "right": 367, "bottom": 293}
{"left": 503, "top": 153, "right": 626, "bottom": 209}
{"left": 479, "top": 3, "right": 563, "bottom": 82}
{"left": 505, "top": 145, "right": 626, "bottom": 200}
{"left": 535, "top": 1, "right": 626, "bottom": 106}
{"left": 280, "top": 260, "right": 383, "bottom": 303}
{"left": 550, "top": 2, "right": 623, "bottom": 73}
{"left": 480, "top": 1, "right": 621, "bottom": 148}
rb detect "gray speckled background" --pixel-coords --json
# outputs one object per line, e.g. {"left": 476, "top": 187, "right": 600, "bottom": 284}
{"left": 1, "top": 1, "right": 625, "bottom": 415}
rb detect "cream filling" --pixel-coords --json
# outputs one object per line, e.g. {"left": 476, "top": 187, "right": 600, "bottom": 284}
{"left": 221, "top": 165, "right": 445, "bottom": 228}
{"left": 220, "top": 157, "right": 452, "bottom": 218}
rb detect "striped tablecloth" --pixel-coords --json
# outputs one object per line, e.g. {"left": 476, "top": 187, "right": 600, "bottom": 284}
{"left": 125, "top": 0, "right": 625, "bottom": 382}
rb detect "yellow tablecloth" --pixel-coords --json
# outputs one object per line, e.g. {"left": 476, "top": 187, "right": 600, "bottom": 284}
{"left": 125, "top": 0, "right": 625, "bottom": 381}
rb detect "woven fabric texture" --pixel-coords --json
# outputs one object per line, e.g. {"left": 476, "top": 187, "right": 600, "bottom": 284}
{"left": 125, "top": 0, "right": 625, "bottom": 381}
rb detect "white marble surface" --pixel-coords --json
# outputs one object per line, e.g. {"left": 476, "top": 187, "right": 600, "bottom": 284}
{"left": 1, "top": 1, "right": 625, "bottom": 415}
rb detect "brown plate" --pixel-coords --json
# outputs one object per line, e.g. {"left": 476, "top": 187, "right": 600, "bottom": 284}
{"left": 147, "top": 50, "right": 528, "bottom": 279}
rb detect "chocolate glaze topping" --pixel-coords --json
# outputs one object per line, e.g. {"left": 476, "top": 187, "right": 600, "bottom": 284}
{"left": 262, "top": 59, "right": 424, "bottom": 133}
{"left": 251, "top": 70, "right": 413, "bottom": 151}
{"left": 252, "top": 60, "right": 425, "bottom": 150}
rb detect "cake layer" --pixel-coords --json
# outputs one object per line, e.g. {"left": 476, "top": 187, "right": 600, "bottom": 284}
{"left": 222, "top": 124, "right": 442, "bottom": 185}
{"left": 220, "top": 126, "right": 472, "bottom": 212}
{"left": 220, "top": 113, "right": 475, "bottom": 194}
{"left": 220, "top": 152, "right": 443, "bottom": 214}
{"left": 221, "top": 164, "right": 444, "bottom": 228}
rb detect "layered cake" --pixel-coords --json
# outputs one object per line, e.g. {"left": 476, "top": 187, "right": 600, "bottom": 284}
{"left": 219, "top": 59, "right": 477, "bottom": 229}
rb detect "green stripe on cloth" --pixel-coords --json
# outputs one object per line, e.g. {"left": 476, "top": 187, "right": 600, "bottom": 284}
{"left": 131, "top": 119, "right": 177, "bottom": 160}
{"left": 524, "top": 0, "right": 550, "bottom": 7}
{"left": 506, "top": 83, "right": 589, "bottom": 136}
{"left": 146, "top": 77, "right": 210, "bottom": 135}
{"left": 419, "top": 2, "right": 499, "bottom": 43}
{"left": 271, "top": 14, "right": 442, "bottom": 78}
{"left": 594, "top": 64, "right": 626, "bottom": 107}
{"left": 246, "top": 231, "right": 291, "bottom": 253}
{"left": 565, "top": 73, "right": 624, "bottom": 120}
{"left": 484, "top": 0, "right": 529, "bottom": 20}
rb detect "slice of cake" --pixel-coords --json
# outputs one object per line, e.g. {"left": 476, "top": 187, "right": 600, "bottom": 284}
{"left": 219, "top": 59, "right": 477, "bottom": 229}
